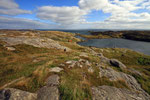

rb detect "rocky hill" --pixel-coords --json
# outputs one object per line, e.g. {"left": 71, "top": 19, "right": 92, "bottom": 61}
{"left": 0, "top": 30, "right": 150, "bottom": 100}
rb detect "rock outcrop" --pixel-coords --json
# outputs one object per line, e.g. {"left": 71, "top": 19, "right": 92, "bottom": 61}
{"left": 0, "top": 37, "right": 70, "bottom": 51}
{"left": 37, "top": 86, "right": 59, "bottom": 100}
{"left": 99, "top": 66, "right": 149, "bottom": 97}
{"left": 0, "top": 88, "right": 37, "bottom": 100}
{"left": 37, "top": 75, "right": 60, "bottom": 100}
{"left": 91, "top": 86, "right": 150, "bottom": 100}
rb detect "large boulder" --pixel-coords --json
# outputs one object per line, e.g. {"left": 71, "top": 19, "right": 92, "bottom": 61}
{"left": 37, "top": 86, "right": 59, "bottom": 100}
{"left": 0, "top": 88, "right": 37, "bottom": 100}
{"left": 91, "top": 86, "right": 150, "bottom": 100}
{"left": 110, "top": 59, "right": 126, "bottom": 69}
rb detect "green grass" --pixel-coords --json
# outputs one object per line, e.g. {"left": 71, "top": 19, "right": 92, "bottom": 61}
{"left": 137, "top": 57, "right": 150, "bottom": 65}
{"left": 131, "top": 73, "right": 150, "bottom": 94}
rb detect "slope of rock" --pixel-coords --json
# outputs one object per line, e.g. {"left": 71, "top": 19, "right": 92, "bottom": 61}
{"left": 0, "top": 88, "right": 37, "bottom": 100}
{"left": 99, "top": 66, "right": 150, "bottom": 98}
{"left": 0, "top": 37, "right": 70, "bottom": 51}
{"left": 92, "top": 85, "right": 150, "bottom": 100}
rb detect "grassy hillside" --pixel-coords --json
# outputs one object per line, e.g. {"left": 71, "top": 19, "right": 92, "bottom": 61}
{"left": 0, "top": 30, "right": 150, "bottom": 99}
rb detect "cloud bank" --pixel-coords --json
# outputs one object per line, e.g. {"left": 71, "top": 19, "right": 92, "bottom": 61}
{"left": 0, "top": 0, "right": 150, "bottom": 29}
{"left": 0, "top": 0, "right": 31, "bottom": 15}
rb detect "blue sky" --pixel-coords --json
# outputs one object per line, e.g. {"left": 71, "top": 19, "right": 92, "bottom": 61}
{"left": 14, "top": 0, "right": 108, "bottom": 22}
{"left": 0, "top": 0, "right": 150, "bottom": 29}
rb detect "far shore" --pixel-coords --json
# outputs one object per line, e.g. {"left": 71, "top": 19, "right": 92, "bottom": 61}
{"left": 76, "top": 30, "right": 150, "bottom": 42}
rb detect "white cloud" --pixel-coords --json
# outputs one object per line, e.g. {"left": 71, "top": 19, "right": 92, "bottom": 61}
{"left": 0, "top": 0, "right": 31, "bottom": 15}
{"left": 0, "top": 16, "right": 56, "bottom": 29}
{"left": 78, "top": 0, "right": 150, "bottom": 29}
{"left": 0, "top": 0, "right": 150, "bottom": 29}
{"left": 79, "top": 0, "right": 109, "bottom": 11}
{"left": 37, "top": 6, "right": 87, "bottom": 25}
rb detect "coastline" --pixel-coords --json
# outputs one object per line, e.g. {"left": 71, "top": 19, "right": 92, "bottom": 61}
{"left": 76, "top": 31, "right": 150, "bottom": 42}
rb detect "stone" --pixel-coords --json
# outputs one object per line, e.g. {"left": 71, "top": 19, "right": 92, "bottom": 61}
{"left": 66, "top": 60, "right": 77, "bottom": 68}
{"left": 80, "top": 53, "right": 89, "bottom": 58}
{"left": 91, "top": 86, "right": 150, "bottom": 100}
{"left": 0, "top": 88, "right": 37, "bottom": 100}
{"left": 46, "top": 75, "right": 60, "bottom": 86}
{"left": 85, "top": 60, "right": 91, "bottom": 66}
{"left": 66, "top": 60, "right": 77, "bottom": 64}
{"left": 79, "top": 59, "right": 86, "bottom": 63}
{"left": 100, "top": 56, "right": 110, "bottom": 64}
{"left": 79, "top": 65, "right": 83, "bottom": 68}
{"left": 59, "top": 64, "right": 65, "bottom": 67}
{"left": 6, "top": 47, "right": 15, "bottom": 51}
{"left": 110, "top": 59, "right": 126, "bottom": 69}
{"left": 97, "top": 53, "right": 104, "bottom": 57}
{"left": 50, "top": 67, "right": 64, "bottom": 73}
{"left": 37, "top": 86, "right": 59, "bottom": 100}
{"left": 88, "top": 67, "right": 94, "bottom": 73}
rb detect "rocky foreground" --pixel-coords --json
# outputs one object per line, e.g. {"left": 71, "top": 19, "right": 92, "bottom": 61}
{"left": 0, "top": 30, "right": 150, "bottom": 100}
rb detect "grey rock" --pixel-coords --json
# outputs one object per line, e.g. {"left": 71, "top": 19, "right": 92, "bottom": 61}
{"left": 0, "top": 37, "right": 70, "bottom": 51}
{"left": 91, "top": 86, "right": 150, "bottom": 100}
{"left": 46, "top": 75, "right": 60, "bottom": 86}
{"left": 88, "top": 67, "right": 94, "bottom": 73}
{"left": 97, "top": 53, "right": 104, "bottom": 57}
{"left": 37, "top": 86, "right": 59, "bottom": 100}
{"left": 50, "top": 67, "right": 64, "bottom": 73}
{"left": 128, "top": 68, "right": 142, "bottom": 76}
{"left": 110, "top": 59, "right": 126, "bottom": 69}
{"left": 0, "top": 88, "right": 37, "bottom": 100}
{"left": 59, "top": 64, "right": 65, "bottom": 67}
{"left": 99, "top": 67, "right": 149, "bottom": 97}
{"left": 67, "top": 60, "right": 77, "bottom": 68}
{"left": 100, "top": 56, "right": 110, "bottom": 64}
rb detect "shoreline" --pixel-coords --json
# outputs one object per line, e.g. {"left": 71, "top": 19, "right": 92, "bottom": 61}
{"left": 76, "top": 30, "right": 150, "bottom": 42}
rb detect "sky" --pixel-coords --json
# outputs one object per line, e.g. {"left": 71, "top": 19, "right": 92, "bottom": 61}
{"left": 0, "top": 0, "right": 150, "bottom": 29}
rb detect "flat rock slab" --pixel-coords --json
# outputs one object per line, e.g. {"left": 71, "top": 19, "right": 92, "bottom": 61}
{"left": 37, "top": 86, "right": 59, "bottom": 100}
{"left": 0, "top": 88, "right": 37, "bottom": 100}
{"left": 46, "top": 75, "right": 60, "bottom": 86}
{"left": 91, "top": 86, "right": 150, "bottom": 100}
{"left": 50, "top": 67, "right": 64, "bottom": 73}
{"left": 0, "top": 37, "right": 70, "bottom": 51}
